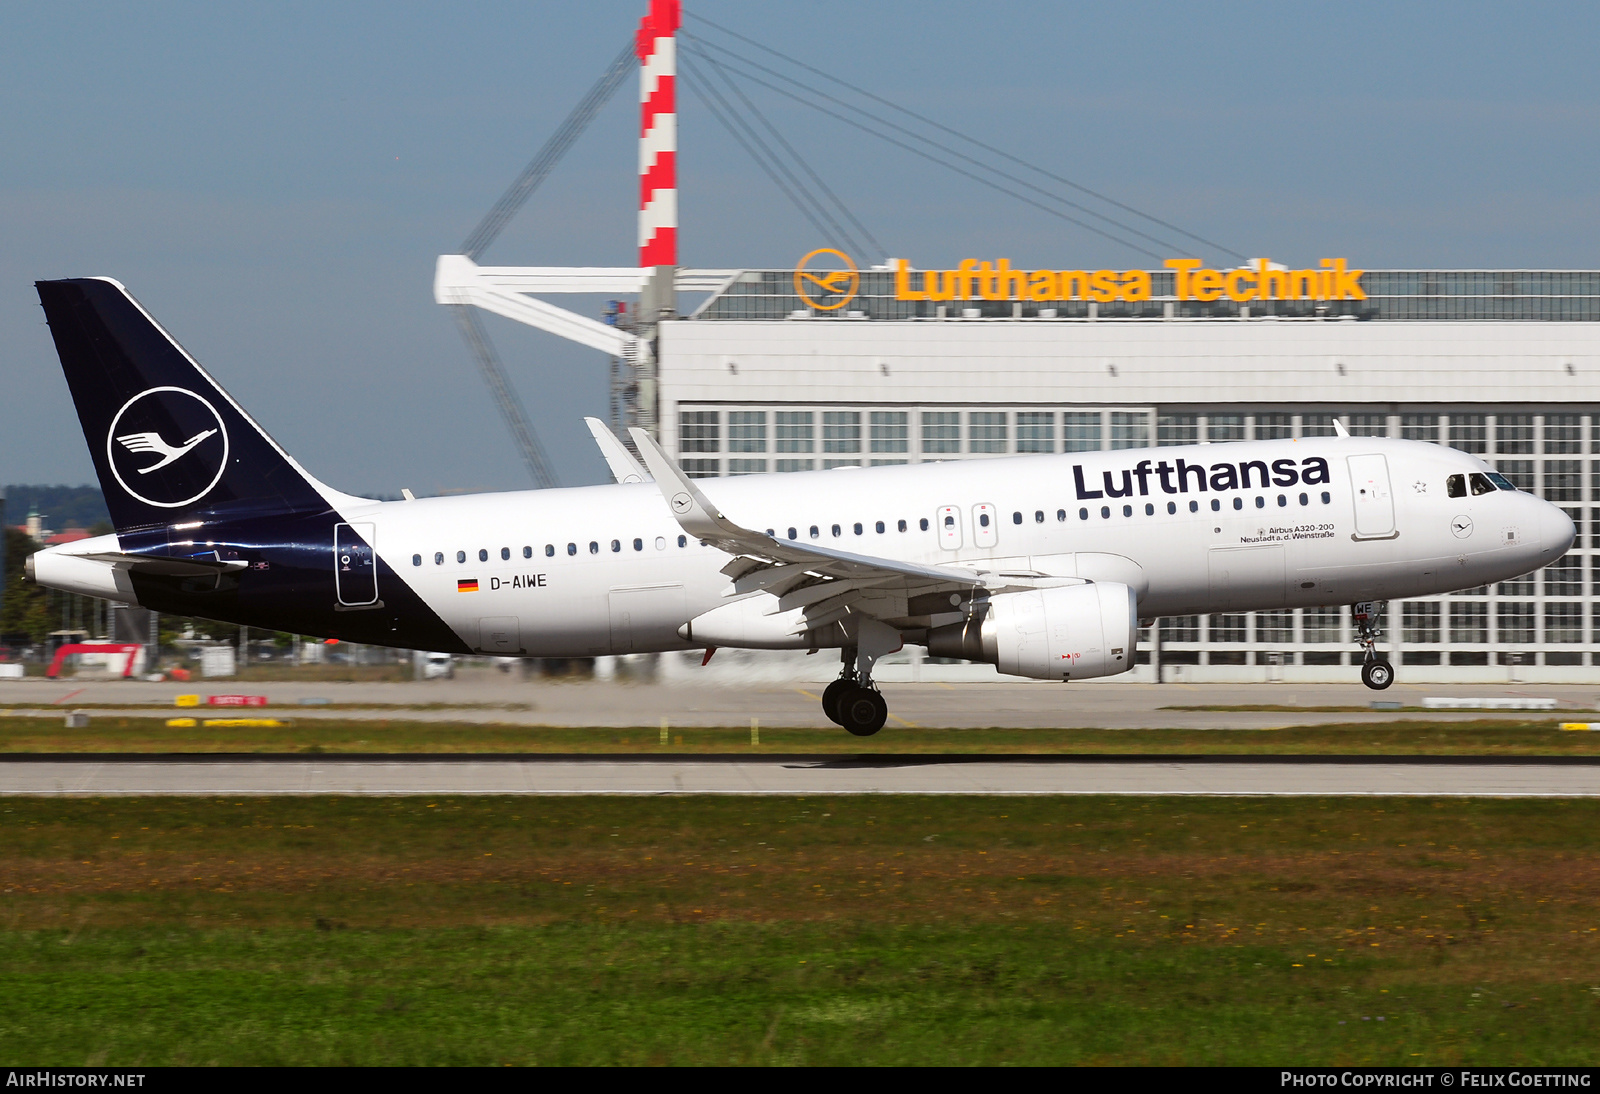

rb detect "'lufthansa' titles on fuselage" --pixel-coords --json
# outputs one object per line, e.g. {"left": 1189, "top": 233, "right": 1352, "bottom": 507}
{"left": 1073, "top": 456, "right": 1332, "bottom": 500}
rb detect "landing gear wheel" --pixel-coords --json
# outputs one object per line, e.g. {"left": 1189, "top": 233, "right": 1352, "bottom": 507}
{"left": 821, "top": 678, "right": 852, "bottom": 726}
{"left": 1361, "top": 659, "right": 1394, "bottom": 690}
{"left": 837, "top": 686, "right": 888, "bottom": 737}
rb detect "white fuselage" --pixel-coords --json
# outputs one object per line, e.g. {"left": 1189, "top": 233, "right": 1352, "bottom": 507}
{"left": 317, "top": 436, "right": 1570, "bottom": 657}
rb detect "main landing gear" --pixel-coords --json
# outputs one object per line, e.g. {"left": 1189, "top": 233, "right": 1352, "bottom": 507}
{"left": 822, "top": 645, "right": 889, "bottom": 737}
{"left": 1352, "top": 601, "right": 1394, "bottom": 691}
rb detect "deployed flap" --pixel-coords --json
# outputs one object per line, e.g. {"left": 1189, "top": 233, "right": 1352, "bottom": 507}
{"left": 584, "top": 417, "right": 650, "bottom": 484}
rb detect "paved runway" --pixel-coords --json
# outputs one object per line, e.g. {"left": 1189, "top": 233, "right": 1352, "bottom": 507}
{"left": 7, "top": 677, "right": 1600, "bottom": 730}
{"left": 4, "top": 756, "right": 1598, "bottom": 796}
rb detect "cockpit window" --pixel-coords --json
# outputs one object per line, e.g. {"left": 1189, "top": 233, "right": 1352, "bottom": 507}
{"left": 1469, "top": 472, "right": 1497, "bottom": 495}
{"left": 1485, "top": 471, "right": 1517, "bottom": 491}
{"left": 1446, "top": 474, "right": 1466, "bottom": 498}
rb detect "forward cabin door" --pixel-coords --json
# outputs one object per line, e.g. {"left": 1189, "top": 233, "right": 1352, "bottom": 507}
{"left": 1347, "top": 454, "right": 1397, "bottom": 539}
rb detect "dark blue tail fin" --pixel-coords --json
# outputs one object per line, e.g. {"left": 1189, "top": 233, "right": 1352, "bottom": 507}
{"left": 36, "top": 278, "right": 336, "bottom": 533}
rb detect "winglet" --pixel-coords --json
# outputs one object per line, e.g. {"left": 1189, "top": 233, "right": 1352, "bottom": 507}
{"left": 628, "top": 427, "right": 744, "bottom": 543}
{"left": 1332, "top": 419, "right": 1350, "bottom": 438}
{"left": 584, "top": 418, "right": 651, "bottom": 483}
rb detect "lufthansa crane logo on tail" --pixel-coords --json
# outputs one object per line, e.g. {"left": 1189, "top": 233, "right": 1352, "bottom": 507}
{"left": 106, "top": 387, "right": 229, "bottom": 508}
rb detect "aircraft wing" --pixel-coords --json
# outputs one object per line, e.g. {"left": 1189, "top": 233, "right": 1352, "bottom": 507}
{"left": 628, "top": 428, "right": 1050, "bottom": 632}
{"left": 585, "top": 418, "right": 651, "bottom": 484}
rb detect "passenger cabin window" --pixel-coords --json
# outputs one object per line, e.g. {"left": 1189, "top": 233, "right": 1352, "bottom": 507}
{"left": 545, "top": 545, "right": 555, "bottom": 557}
{"left": 1447, "top": 474, "right": 1467, "bottom": 498}
{"left": 1056, "top": 509, "right": 1066, "bottom": 522}
{"left": 634, "top": 538, "right": 643, "bottom": 551}
{"left": 788, "top": 527, "right": 798, "bottom": 539}
{"left": 1034, "top": 510, "right": 1044, "bottom": 523}
{"left": 853, "top": 523, "right": 863, "bottom": 535}
{"left": 611, "top": 539, "right": 621, "bottom": 553}
{"left": 832, "top": 524, "right": 842, "bottom": 537}
{"left": 412, "top": 554, "right": 421, "bottom": 567}
{"left": 810, "top": 525, "right": 820, "bottom": 539}
{"left": 1470, "top": 473, "right": 1496, "bottom": 495}
{"left": 1012, "top": 511, "right": 1022, "bottom": 525}
{"left": 589, "top": 542, "right": 599, "bottom": 554}
{"left": 479, "top": 549, "right": 488, "bottom": 562}
{"left": 897, "top": 519, "right": 906, "bottom": 532}
{"left": 1189, "top": 501, "right": 1199, "bottom": 513}
{"left": 919, "top": 518, "right": 929, "bottom": 531}
{"left": 457, "top": 551, "right": 467, "bottom": 563}
{"left": 876, "top": 521, "right": 885, "bottom": 533}
{"left": 501, "top": 547, "right": 510, "bottom": 560}
{"left": 677, "top": 535, "right": 687, "bottom": 547}
{"left": 522, "top": 546, "right": 532, "bottom": 559}
{"left": 434, "top": 552, "right": 444, "bottom": 565}
{"left": 567, "top": 543, "right": 577, "bottom": 556}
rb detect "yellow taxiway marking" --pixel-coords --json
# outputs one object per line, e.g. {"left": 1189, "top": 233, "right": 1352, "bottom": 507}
{"left": 888, "top": 713, "right": 920, "bottom": 728}
{"left": 795, "top": 689, "right": 820, "bottom": 701}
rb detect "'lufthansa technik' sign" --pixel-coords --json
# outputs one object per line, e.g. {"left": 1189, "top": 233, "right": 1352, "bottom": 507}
{"left": 792, "top": 252, "right": 1368, "bottom": 304}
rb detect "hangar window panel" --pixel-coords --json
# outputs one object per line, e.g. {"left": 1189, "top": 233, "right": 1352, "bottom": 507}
{"left": 1400, "top": 415, "right": 1439, "bottom": 442}
{"left": 921, "top": 412, "right": 961, "bottom": 454}
{"left": 1497, "top": 602, "right": 1536, "bottom": 645}
{"left": 1547, "top": 556, "right": 1583, "bottom": 596}
{"left": 775, "top": 411, "right": 815, "bottom": 453}
{"left": 822, "top": 411, "right": 862, "bottom": 453}
{"left": 728, "top": 411, "right": 767, "bottom": 453}
{"left": 870, "top": 459, "right": 908, "bottom": 466}
{"left": 1545, "top": 414, "right": 1582, "bottom": 454}
{"left": 1402, "top": 603, "right": 1441, "bottom": 644}
{"left": 1300, "top": 416, "right": 1340, "bottom": 438}
{"left": 1348, "top": 413, "right": 1388, "bottom": 438}
{"left": 1496, "top": 415, "right": 1535, "bottom": 454}
{"left": 1158, "top": 414, "right": 1197, "bottom": 446}
{"left": 1563, "top": 507, "right": 1584, "bottom": 549}
{"left": 1302, "top": 608, "right": 1343, "bottom": 643}
{"left": 776, "top": 458, "right": 814, "bottom": 472}
{"left": 1499, "top": 570, "right": 1537, "bottom": 596}
{"left": 823, "top": 459, "right": 861, "bottom": 469}
{"left": 1016, "top": 411, "right": 1055, "bottom": 453}
{"left": 969, "top": 412, "right": 1008, "bottom": 453}
{"left": 1496, "top": 460, "right": 1534, "bottom": 492}
{"left": 1449, "top": 414, "right": 1488, "bottom": 454}
{"left": 1256, "top": 610, "right": 1294, "bottom": 644}
{"left": 682, "top": 458, "right": 719, "bottom": 479}
{"left": 727, "top": 459, "right": 766, "bottom": 475}
{"left": 1160, "top": 616, "right": 1199, "bottom": 642}
{"left": 1255, "top": 414, "right": 1293, "bottom": 440}
{"left": 1110, "top": 411, "right": 1149, "bottom": 450}
{"left": 1207, "top": 415, "right": 1245, "bottom": 443}
{"left": 1450, "top": 603, "right": 1488, "bottom": 645}
{"left": 1546, "top": 603, "right": 1584, "bottom": 643}
{"left": 870, "top": 411, "right": 909, "bottom": 453}
{"left": 1543, "top": 461, "right": 1582, "bottom": 502}
{"left": 1063, "top": 412, "right": 1102, "bottom": 452}
{"left": 1209, "top": 614, "right": 1247, "bottom": 642}
{"left": 679, "top": 410, "right": 720, "bottom": 453}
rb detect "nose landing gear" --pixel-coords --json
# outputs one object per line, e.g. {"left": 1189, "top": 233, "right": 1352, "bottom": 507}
{"left": 1352, "top": 601, "right": 1394, "bottom": 690}
{"left": 821, "top": 644, "right": 889, "bottom": 736}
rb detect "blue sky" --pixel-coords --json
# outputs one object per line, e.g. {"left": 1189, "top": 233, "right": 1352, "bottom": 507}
{"left": 3, "top": 1, "right": 1598, "bottom": 494}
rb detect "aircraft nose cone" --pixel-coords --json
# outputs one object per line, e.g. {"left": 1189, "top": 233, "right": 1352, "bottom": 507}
{"left": 1541, "top": 502, "right": 1576, "bottom": 557}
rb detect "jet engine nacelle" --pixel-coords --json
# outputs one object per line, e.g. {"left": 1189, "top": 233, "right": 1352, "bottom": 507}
{"left": 926, "top": 582, "right": 1137, "bottom": 681}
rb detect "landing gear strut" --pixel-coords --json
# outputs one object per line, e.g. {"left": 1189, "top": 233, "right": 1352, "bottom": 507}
{"left": 1351, "top": 601, "right": 1394, "bottom": 691}
{"left": 822, "top": 644, "right": 890, "bottom": 737}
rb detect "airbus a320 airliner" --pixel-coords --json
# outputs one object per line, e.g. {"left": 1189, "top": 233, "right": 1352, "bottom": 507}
{"left": 26, "top": 278, "right": 1576, "bottom": 735}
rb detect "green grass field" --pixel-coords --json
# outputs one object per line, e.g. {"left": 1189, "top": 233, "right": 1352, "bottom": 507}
{"left": 2, "top": 714, "right": 1600, "bottom": 754}
{"left": 2, "top": 796, "right": 1598, "bottom": 1065}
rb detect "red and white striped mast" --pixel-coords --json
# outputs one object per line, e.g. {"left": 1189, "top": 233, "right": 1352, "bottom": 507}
{"left": 637, "top": 0, "right": 679, "bottom": 314}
